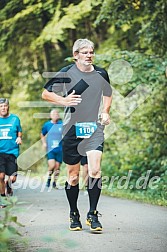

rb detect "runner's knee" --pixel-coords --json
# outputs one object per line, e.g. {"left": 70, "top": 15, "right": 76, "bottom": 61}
{"left": 0, "top": 173, "right": 5, "bottom": 181}
{"left": 89, "top": 166, "right": 101, "bottom": 178}
{"left": 68, "top": 172, "right": 79, "bottom": 185}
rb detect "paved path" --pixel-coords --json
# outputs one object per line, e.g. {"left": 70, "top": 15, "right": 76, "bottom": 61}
{"left": 9, "top": 175, "right": 167, "bottom": 252}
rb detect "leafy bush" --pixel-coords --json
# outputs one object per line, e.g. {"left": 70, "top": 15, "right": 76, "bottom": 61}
{"left": 0, "top": 197, "right": 24, "bottom": 251}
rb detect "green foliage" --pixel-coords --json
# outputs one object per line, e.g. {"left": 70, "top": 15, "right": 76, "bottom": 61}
{"left": 0, "top": 0, "right": 166, "bottom": 204}
{"left": 96, "top": 49, "right": 167, "bottom": 202}
{"left": 95, "top": 0, "right": 167, "bottom": 55}
{"left": 0, "top": 197, "right": 24, "bottom": 251}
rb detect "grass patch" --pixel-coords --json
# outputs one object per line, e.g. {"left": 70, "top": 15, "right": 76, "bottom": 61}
{"left": 102, "top": 188, "right": 167, "bottom": 206}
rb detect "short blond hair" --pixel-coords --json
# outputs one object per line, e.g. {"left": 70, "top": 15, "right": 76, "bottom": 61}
{"left": 72, "top": 39, "right": 94, "bottom": 54}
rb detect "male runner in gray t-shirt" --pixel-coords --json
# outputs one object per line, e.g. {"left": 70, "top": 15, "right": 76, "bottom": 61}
{"left": 42, "top": 38, "right": 112, "bottom": 232}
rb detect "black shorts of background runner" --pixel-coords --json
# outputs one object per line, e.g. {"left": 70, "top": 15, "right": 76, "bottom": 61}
{"left": 0, "top": 153, "right": 18, "bottom": 176}
{"left": 62, "top": 124, "right": 104, "bottom": 165}
{"left": 80, "top": 156, "right": 88, "bottom": 166}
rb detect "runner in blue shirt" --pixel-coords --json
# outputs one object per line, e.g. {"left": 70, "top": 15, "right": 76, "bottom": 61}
{"left": 41, "top": 109, "right": 63, "bottom": 189}
{"left": 0, "top": 98, "right": 22, "bottom": 207}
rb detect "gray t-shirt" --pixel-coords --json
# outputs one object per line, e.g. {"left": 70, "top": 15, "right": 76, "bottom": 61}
{"left": 44, "top": 64, "right": 112, "bottom": 126}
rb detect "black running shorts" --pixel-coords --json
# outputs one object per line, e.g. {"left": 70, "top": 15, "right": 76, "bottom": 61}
{"left": 80, "top": 156, "right": 88, "bottom": 166}
{"left": 62, "top": 123, "right": 104, "bottom": 165}
{"left": 0, "top": 153, "right": 18, "bottom": 176}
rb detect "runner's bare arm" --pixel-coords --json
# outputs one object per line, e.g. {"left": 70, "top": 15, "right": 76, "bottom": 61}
{"left": 40, "top": 133, "right": 47, "bottom": 149}
{"left": 42, "top": 89, "right": 82, "bottom": 106}
{"left": 16, "top": 132, "right": 22, "bottom": 144}
{"left": 101, "top": 95, "right": 112, "bottom": 125}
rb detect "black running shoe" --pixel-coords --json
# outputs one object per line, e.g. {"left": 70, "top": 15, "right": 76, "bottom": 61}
{"left": 52, "top": 181, "right": 57, "bottom": 188}
{"left": 69, "top": 211, "right": 82, "bottom": 231}
{"left": 86, "top": 210, "right": 102, "bottom": 232}
{"left": 6, "top": 181, "right": 13, "bottom": 196}
{"left": 0, "top": 202, "right": 7, "bottom": 208}
{"left": 0, "top": 196, "right": 7, "bottom": 208}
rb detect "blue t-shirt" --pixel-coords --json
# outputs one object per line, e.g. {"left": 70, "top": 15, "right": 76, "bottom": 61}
{"left": 41, "top": 120, "right": 63, "bottom": 153}
{"left": 0, "top": 114, "right": 22, "bottom": 157}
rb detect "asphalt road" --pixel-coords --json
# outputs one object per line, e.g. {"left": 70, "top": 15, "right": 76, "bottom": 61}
{"left": 9, "top": 175, "right": 167, "bottom": 252}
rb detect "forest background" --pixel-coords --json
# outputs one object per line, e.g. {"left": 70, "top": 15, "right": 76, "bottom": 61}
{"left": 0, "top": 0, "right": 166, "bottom": 205}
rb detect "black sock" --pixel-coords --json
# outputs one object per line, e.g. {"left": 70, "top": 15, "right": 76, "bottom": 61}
{"left": 87, "top": 177, "right": 102, "bottom": 212}
{"left": 65, "top": 181, "right": 79, "bottom": 213}
{"left": 48, "top": 171, "right": 53, "bottom": 180}
{"left": 1, "top": 193, "right": 6, "bottom": 197}
{"left": 6, "top": 180, "right": 11, "bottom": 189}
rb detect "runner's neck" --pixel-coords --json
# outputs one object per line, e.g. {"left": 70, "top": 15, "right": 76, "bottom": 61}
{"left": 76, "top": 63, "right": 94, "bottom": 72}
